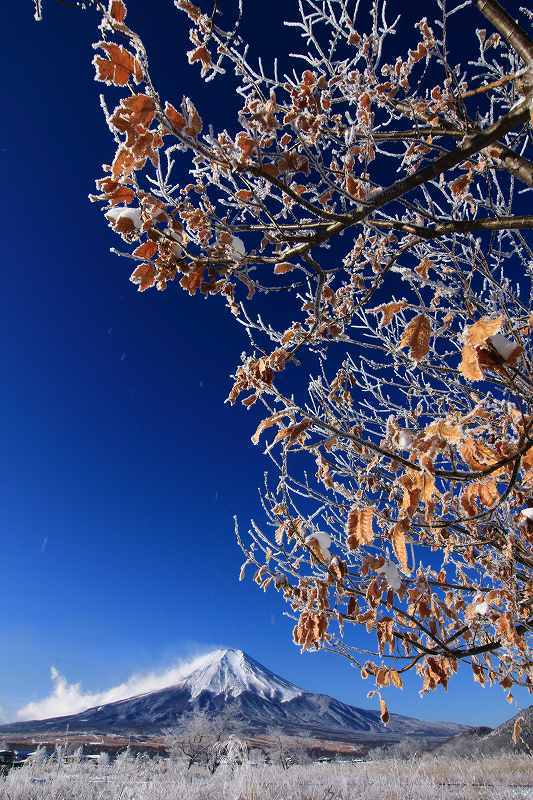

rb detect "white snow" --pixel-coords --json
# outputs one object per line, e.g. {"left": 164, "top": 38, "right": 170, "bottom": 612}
{"left": 105, "top": 206, "right": 142, "bottom": 230}
{"left": 398, "top": 430, "right": 414, "bottom": 450}
{"left": 488, "top": 333, "right": 519, "bottom": 361}
{"left": 163, "top": 227, "right": 184, "bottom": 257}
{"left": 305, "top": 531, "right": 332, "bottom": 561}
{"left": 231, "top": 236, "right": 246, "bottom": 257}
{"left": 376, "top": 560, "right": 402, "bottom": 591}
{"left": 178, "top": 649, "right": 303, "bottom": 702}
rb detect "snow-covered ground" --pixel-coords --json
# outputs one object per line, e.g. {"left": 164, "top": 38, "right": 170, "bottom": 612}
{"left": 1, "top": 753, "right": 531, "bottom": 800}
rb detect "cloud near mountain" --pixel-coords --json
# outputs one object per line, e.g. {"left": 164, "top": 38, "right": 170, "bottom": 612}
{"left": 8, "top": 649, "right": 466, "bottom": 743}
{"left": 16, "top": 651, "right": 225, "bottom": 721}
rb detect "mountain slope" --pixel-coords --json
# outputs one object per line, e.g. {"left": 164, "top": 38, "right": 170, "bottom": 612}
{"left": 0, "top": 649, "right": 466, "bottom": 741}
{"left": 434, "top": 705, "right": 532, "bottom": 756}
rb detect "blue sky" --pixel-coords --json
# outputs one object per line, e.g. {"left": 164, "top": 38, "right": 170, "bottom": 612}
{"left": 0, "top": 0, "right": 529, "bottom": 728}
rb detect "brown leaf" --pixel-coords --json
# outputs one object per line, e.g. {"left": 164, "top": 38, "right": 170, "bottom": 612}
{"left": 182, "top": 97, "right": 203, "bottom": 137}
{"left": 379, "top": 698, "right": 390, "bottom": 725}
{"left": 180, "top": 264, "right": 204, "bottom": 295}
{"left": 111, "top": 94, "right": 156, "bottom": 134}
{"left": 512, "top": 717, "right": 523, "bottom": 745}
{"left": 390, "top": 670, "right": 403, "bottom": 689}
{"left": 274, "top": 262, "right": 296, "bottom": 275}
{"left": 346, "top": 507, "right": 374, "bottom": 549}
{"left": 477, "top": 479, "right": 499, "bottom": 507}
{"left": 130, "top": 263, "right": 156, "bottom": 292}
{"left": 105, "top": 185, "right": 135, "bottom": 206}
{"left": 459, "top": 341, "right": 483, "bottom": 381}
{"left": 418, "top": 470, "right": 436, "bottom": 504}
{"left": 399, "top": 314, "right": 431, "bottom": 361}
{"left": 391, "top": 521, "right": 410, "bottom": 574}
{"left": 251, "top": 412, "right": 287, "bottom": 446}
{"left": 164, "top": 102, "right": 187, "bottom": 131}
{"left": 274, "top": 521, "right": 288, "bottom": 546}
{"left": 176, "top": 0, "right": 201, "bottom": 21}
{"left": 370, "top": 301, "right": 407, "bottom": 327}
{"left": 187, "top": 45, "right": 212, "bottom": 76}
{"left": 274, "top": 419, "right": 311, "bottom": 445}
{"left": 132, "top": 241, "right": 158, "bottom": 260}
{"left": 108, "top": 0, "right": 127, "bottom": 22}
{"left": 450, "top": 172, "right": 472, "bottom": 198}
{"left": 111, "top": 146, "right": 137, "bottom": 180}
{"left": 376, "top": 666, "right": 391, "bottom": 687}
{"left": 235, "top": 190, "right": 253, "bottom": 202}
{"left": 466, "top": 315, "right": 503, "bottom": 347}
{"left": 93, "top": 42, "right": 143, "bottom": 86}
{"left": 460, "top": 437, "right": 500, "bottom": 471}
{"left": 424, "top": 419, "right": 462, "bottom": 444}
{"left": 235, "top": 132, "right": 257, "bottom": 160}
{"left": 415, "top": 258, "right": 432, "bottom": 280}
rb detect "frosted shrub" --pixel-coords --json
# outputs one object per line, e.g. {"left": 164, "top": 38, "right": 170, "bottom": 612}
{"left": 1, "top": 754, "right": 531, "bottom": 799}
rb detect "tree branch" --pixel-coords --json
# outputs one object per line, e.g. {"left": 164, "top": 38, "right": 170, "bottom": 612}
{"left": 372, "top": 215, "right": 533, "bottom": 239}
{"left": 476, "top": 0, "right": 533, "bottom": 67}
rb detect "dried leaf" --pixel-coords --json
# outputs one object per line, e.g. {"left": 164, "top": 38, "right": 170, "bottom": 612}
{"left": 187, "top": 45, "right": 212, "bottom": 77}
{"left": 415, "top": 258, "right": 432, "bottom": 280}
{"left": 512, "top": 717, "right": 523, "bottom": 744}
{"left": 111, "top": 94, "right": 156, "bottom": 133}
{"left": 379, "top": 698, "right": 390, "bottom": 725}
{"left": 274, "top": 418, "right": 311, "bottom": 445}
{"left": 466, "top": 315, "right": 503, "bottom": 346}
{"left": 235, "top": 190, "right": 253, "bottom": 202}
{"left": 391, "top": 521, "right": 410, "bottom": 574}
{"left": 390, "top": 670, "right": 403, "bottom": 689}
{"left": 460, "top": 437, "right": 500, "bottom": 470}
{"left": 274, "top": 521, "right": 288, "bottom": 546}
{"left": 450, "top": 173, "right": 472, "bottom": 198}
{"left": 251, "top": 412, "right": 286, "bottom": 446}
{"left": 424, "top": 419, "right": 462, "bottom": 444}
{"left": 164, "top": 102, "right": 187, "bottom": 131}
{"left": 130, "top": 263, "right": 156, "bottom": 292}
{"left": 93, "top": 42, "right": 143, "bottom": 86}
{"left": 370, "top": 301, "right": 407, "bottom": 327}
{"left": 132, "top": 240, "right": 158, "bottom": 260}
{"left": 346, "top": 507, "right": 374, "bottom": 549}
{"left": 274, "top": 262, "right": 296, "bottom": 275}
{"left": 105, "top": 185, "right": 135, "bottom": 206}
{"left": 108, "top": 0, "right": 127, "bottom": 23}
{"left": 477, "top": 479, "right": 499, "bottom": 507}
{"left": 459, "top": 341, "right": 483, "bottom": 381}
{"left": 399, "top": 314, "right": 431, "bottom": 361}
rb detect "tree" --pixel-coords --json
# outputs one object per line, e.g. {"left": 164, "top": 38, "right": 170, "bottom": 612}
{"left": 165, "top": 708, "right": 246, "bottom": 772}
{"left": 266, "top": 727, "right": 294, "bottom": 770}
{"left": 266, "top": 726, "right": 312, "bottom": 767}
{"left": 37, "top": 0, "right": 531, "bottom": 713}
{"left": 368, "top": 736, "right": 430, "bottom": 760}
{"left": 165, "top": 710, "right": 219, "bottom": 770}
{"left": 165, "top": 713, "right": 210, "bottom": 770}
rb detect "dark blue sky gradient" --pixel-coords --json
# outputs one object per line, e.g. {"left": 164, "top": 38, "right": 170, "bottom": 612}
{"left": 0, "top": 0, "right": 528, "bottom": 726}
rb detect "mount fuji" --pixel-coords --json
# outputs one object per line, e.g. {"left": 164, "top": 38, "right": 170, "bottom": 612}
{"left": 1, "top": 649, "right": 466, "bottom": 741}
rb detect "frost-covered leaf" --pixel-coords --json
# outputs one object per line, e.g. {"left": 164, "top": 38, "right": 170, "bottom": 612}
{"left": 399, "top": 314, "right": 431, "bottom": 361}
{"left": 93, "top": 42, "right": 142, "bottom": 86}
{"left": 346, "top": 507, "right": 374, "bottom": 549}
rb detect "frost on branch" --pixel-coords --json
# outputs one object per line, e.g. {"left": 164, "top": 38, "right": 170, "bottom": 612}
{"left": 57, "top": 0, "right": 533, "bottom": 704}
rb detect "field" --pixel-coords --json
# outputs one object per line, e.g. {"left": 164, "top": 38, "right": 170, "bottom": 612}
{"left": 1, "top": 753, "right": 531, "bottom": 800}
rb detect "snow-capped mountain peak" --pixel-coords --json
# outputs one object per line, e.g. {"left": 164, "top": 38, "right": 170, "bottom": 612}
{"left": 0, "top": 648, "right": 468, "bottom": 741}
{"left": 179, "top": 648, "right": 303, "bottom": 702}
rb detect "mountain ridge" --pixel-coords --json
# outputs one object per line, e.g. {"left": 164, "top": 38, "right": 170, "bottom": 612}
{"left": 0, "top": 648, "right": 467, "bottom": 741}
